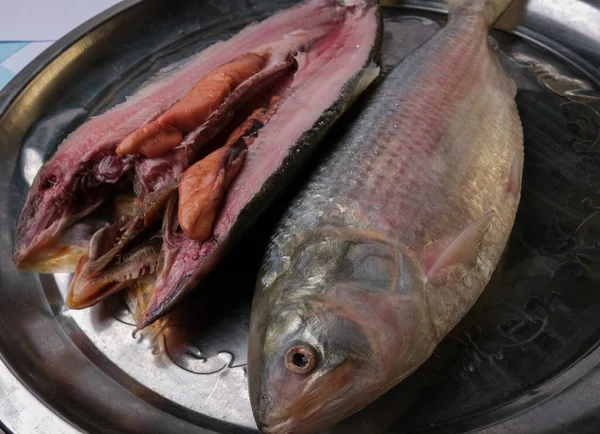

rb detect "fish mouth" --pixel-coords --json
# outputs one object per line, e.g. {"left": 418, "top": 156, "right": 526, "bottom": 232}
{"left": 67, "top": 237, "right": 162, "bottom": 309}
{"left": 257, "top": 421, "right": 292, "bottom": 434}
{"left": 13, "top": 201, "right": 70, "bottom": 271}
{"left": 66, "top": 260, "right": 131, "bottom": 309}
{"left": 14, "top": 149, "right": 132, "bottom": 272}
{"left": 66, "top": 253, "right": 130, "bottom": 309}
{"left": 15, "top": 244, "right": 86, "bottom": 274}
{"left": 257, "top": 392, "right": 356, "bottom": 434}
{"left": 137, "top": 282, "right": 188, "bottom": 329}
{"left": 13, "top": 207, "right": 105, "bottom": 272}
{"left": 258, "top": 413, "right": 307, "bottom": 434}
{"left": 254, "top": 362, "right": 360, "bottom": 434}
{"left": 135, "top": 238, "right": 214, "bottom": 329}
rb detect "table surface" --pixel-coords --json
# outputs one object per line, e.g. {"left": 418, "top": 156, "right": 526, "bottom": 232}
{"left": 0, "top": 0, "right": 122, "bottom": 91}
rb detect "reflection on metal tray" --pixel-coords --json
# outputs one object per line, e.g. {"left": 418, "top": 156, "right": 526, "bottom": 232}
{"left": 1, "top": 0, "right": 600, "bottom": 433}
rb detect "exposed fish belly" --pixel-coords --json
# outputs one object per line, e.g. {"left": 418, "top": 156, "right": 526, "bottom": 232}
{"left": 13, "top": 0, "right": 383, "bottom": 326}
{"left": 248, "top": 0, "right": 523, "bottom": 433}
{"left": 12, "top": 0, "right": 363, "bottom": 269}
{"left": 139, "top": 0, "right": 383, "bottom": 328}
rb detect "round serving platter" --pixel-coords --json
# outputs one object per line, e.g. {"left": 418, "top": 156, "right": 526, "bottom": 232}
{"left": 1, "top": 0, "right": 600, "bottom": 433}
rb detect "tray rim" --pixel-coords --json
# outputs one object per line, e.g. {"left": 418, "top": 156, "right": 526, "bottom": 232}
{"left": 0, "top": 0, "right": 146, "bottom": 116}
{"left": 2, "top": 0, "right": 600, "bottom": 433}
{"left": 0, "top": 3, "right": 219, "bottom": 434}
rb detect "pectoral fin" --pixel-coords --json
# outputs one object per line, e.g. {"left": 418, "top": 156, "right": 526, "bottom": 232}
{"left": 507, "top": 151, "right": 523, "bottom": 196}
{"left": 424, "top": 210, "right": 495, "bottom": 281}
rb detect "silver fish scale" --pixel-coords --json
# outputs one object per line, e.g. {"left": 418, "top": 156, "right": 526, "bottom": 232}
{"left": 273, "top": 24, "right": 497, "bottom": 249}
{"left": 259, "top": 3, "right": 523, "bottom": 383}
{"left": 251, "top": 6, "right": 523, "bottom": 432}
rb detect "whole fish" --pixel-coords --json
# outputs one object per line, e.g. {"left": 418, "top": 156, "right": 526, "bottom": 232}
{"left": 248, "top": 0, "right": 523, "bottom": 432}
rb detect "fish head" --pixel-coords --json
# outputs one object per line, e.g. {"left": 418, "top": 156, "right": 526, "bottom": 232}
{"left": 249, "top": 230, "right": 434, "bottom": 433}
{"left": 67, "top": 222, "right": 161, "bottom": 309}
{"left": 14, "top": 164, "right": 77, "bottom": 270}
{"left": 13, "top": 159, "right": 107, "bottom": 272}
{"left": 248, "top": 295, "right": 379, "bottom": 434}
{"left": 14, "top": 153, "right": 133, "bottom": 272}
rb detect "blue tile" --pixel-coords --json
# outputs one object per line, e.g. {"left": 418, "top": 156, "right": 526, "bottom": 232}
{"left": 0, "top": 66, "right": 16, "bottom": 90}
{"left": 0, "top": 42, "right": 28, "bottom": 63}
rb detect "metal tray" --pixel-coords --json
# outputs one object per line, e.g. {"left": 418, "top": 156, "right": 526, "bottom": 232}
{"left": 1, "top": 0, "right": 600, "bottom": 433}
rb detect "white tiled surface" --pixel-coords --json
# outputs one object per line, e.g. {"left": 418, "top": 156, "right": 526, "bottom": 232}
{"left": 0, "top": 0, "right": 122, "bottom": 41}
{"left": 0, "top": 0, "right": 122, "bottom": 90}
{"left": 1, "top": 42, "right": 53, "bottom": 74}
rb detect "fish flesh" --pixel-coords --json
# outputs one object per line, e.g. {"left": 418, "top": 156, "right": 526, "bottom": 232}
{"left": 13, "top": 0, "right": 344, "bottom": 270}
{"left": 247, "top": 0, "right": 523, "bottom": 432}
{"left": 13, "top": 0, "right": 383, "bottom": 326}
{"left": 177, "top": 95, "right": 282, "bottom": 242}
{"left": 135, "top": 1, "right": 382, "bottom": 328}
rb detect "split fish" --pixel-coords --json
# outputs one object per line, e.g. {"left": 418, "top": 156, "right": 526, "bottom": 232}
{"left": 135, "top": 0, "right": 382, "bottom": 328}
{"left": 13, "top": 0, "right": 383, "bottom": 328}
{"left": 248, "top": 0, "right": 524, "bottom": 432}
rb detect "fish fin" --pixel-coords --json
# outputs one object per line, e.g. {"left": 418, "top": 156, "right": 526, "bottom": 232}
{"left": 446, "top": 0, "right": 516, "bottom": 28}
{"left": 507, "top": 151, "right": 523, "bottom": 196}
{"left": 425, "top": 210, "right": 495, "bottom": 280}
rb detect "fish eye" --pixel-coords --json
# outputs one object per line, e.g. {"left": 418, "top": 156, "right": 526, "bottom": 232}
{"left": 285, "top": 344, "right": 319, "bottom": 374}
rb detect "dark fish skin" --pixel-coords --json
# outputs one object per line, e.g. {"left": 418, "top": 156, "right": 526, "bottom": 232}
{"left": 137, "top": 1, "right": 384, "bottom": 328}
{"left": 248, "top": 0, "right": 522, "bottom": 432}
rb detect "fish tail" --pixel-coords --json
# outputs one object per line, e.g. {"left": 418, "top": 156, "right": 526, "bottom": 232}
{"left": 446, "top": 0, "right": 515, "bottom": 27}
